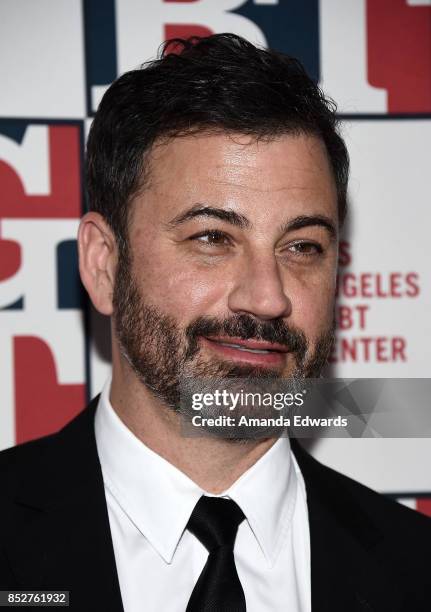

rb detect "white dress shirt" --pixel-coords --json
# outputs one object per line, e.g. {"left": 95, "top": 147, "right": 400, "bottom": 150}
{"left": 95, "top": 377, "right": 311, "bottom": 612}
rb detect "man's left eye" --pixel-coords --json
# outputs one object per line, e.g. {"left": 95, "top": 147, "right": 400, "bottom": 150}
{"left": 287, "top": 242, "right": 323, "bottom": 256}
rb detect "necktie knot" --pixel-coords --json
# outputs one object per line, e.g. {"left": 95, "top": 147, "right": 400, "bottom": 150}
{"left": 186, "top": 496, "right": 247, "bottom": 611}
{"left": 187, "top": 496, "right": 245, "bottom": 553}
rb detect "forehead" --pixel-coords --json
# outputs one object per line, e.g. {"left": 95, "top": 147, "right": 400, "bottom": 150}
{"left": 133, "top": 131, "right": 337, "bottom": 224}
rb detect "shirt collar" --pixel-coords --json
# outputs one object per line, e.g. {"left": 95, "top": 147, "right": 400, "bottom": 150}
{"left": 222, "top": 432, "right": 297, "bottom": 567}
{"left": 95, "top": 377, "right": 298, "bottom": 567}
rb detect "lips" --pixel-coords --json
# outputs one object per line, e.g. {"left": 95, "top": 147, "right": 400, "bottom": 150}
{"left": 206, "top": 336, "right": 288, "bottom": 352}
{"left": 201, "top": 335, "right": 289, "bottom": 366}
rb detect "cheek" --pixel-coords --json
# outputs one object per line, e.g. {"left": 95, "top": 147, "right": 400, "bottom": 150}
{"left": 290, "top": 275, "right": 336, "bottom": 336}
{"left": 132, "top": 246, "right": 228, "bottom": 319}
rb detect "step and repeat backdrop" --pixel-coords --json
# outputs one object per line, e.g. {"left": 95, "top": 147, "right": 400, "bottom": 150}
{"left": 0, "top": 0, "right": 430, "bottom": 514}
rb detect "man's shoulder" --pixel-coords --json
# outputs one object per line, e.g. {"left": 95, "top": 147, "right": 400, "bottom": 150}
{"left": 295, "top": 440, "right": 431, "bottom": 545}
{"left": 0, "top": 432, "right": 67, "bottom": 551}
{"left": 293, "top": 442, "right": 431, "bottom": 609}
{"left": 336, "top": 456, "right": 428, "bottom": 521}
{"left": 0, "top": 433, "right": 59, "bottom": 493}
{"left": 0, "top": 398, "right": 99, "bottom": 501}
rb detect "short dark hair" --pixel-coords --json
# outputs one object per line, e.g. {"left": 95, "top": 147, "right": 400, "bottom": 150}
{"left": 86, "top": 33, "right": 349, "bottom": 250}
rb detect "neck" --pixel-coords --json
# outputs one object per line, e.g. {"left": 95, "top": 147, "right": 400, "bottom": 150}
{"left": 109, "top": 359, "right": 277, "bottom": 494}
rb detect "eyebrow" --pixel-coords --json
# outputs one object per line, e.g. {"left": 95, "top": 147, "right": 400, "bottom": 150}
{"left": 166, "top": 204, "right": 336, "bottom": 238}
{"left": 279, "top": 215, "right": 337, "bottom": 239}
{"left": 166, "top": 204, "right": 251, "bottom": 229}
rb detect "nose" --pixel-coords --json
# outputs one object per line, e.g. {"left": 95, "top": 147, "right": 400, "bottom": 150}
{"left": 227, "top": 251, "right": 292, "bottom": 320}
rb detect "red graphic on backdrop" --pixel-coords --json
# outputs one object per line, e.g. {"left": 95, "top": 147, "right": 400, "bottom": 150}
{"left": 0, "top": 123, "right": 85, "bottom": 444}
{"left": 367, "top": 0, "right": 431, "bottom": 112}
{"left": 0, "top": 127, "right": 81, "bottom": 284}
{"left": 0, "top": 126, "right": 81, "bottom": 219}
{"left": 417, "top": 499, "right": 431, "bottom": 518}
{"left": 0, "top": 232, "right": 21, "bottom": 282}
{"left": 164, "top": 24, "right": 213, "bottom": 46}
{"left": 14, "top": 337, "right": 85, "bottom": 444}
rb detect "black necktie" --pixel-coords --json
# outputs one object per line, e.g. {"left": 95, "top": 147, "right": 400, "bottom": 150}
{"left": 186, "top": 496, "right": 247, "bottom": 612}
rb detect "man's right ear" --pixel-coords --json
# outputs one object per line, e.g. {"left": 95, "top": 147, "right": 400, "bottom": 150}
{"left": 78, "top": 212, "right": 117, "bottom": 315}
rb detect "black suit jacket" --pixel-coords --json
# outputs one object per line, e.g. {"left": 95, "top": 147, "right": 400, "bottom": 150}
{"left": 0, "top": 397, "right": 430, "bottom": 611}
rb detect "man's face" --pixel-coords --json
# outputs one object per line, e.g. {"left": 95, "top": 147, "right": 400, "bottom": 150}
{"left": 113, "top": 132, "right": 338, "bottom": 414}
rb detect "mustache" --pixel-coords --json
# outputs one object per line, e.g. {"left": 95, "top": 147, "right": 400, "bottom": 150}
{"left": 185, "top": 314, "right": 308, "bottom": 360}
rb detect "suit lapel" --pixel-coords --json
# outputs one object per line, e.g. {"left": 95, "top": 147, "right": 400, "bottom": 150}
{"left": 292, "top": 440, "right": 405, "bottom": 612}
{"left": 5, "top": 398, "right": 123, "bottom": 612}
